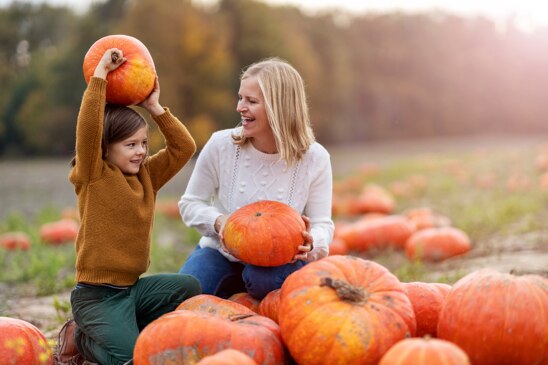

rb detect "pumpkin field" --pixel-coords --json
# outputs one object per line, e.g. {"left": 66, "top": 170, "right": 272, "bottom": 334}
{"left": 1, "top": 134, "right": 547, "bottom": 364}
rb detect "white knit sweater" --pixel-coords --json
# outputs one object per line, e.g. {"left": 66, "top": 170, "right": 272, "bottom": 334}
{"left": 179, "top": 128, "right": 334, "bottom": 262}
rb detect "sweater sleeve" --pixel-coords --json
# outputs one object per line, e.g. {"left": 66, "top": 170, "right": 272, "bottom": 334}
{"left": 304, "top": 145, "right": 335, "bottom": 261}
{"left": 146, "top": 108, "right": 197, "bottom": 191}
{"left": 70, "top": 77, "right": 107, "bottom": 183}
{"left": 178, "top": 132, "right": 224, "bottom": 238}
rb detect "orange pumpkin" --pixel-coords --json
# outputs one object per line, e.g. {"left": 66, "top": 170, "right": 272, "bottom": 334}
{"left": 338, "top": 215, "right": 415, "bottom": 252}
{"left": 223, "top": 200, "right": 305, "bottom": 267}
{"left": 279, "top": 255, "right": 416, "bottom": 365}
{"left": 133, "top": 310, "right": 287, "bottom": 365}
{"left": 0, "top": 231, "right": 31, "bottom": 251}
{"left": 39, "top": 219, "right": 79, "bottom": 245}
{"left": 379, "top": 337, "right": 470, "bottom": 365}
{"left": 0, "top": 317, "right": 53, "bottom": 365}
{"left": 405, "top": 227, "right": 471, "bottom": 262}
{"left": 346, "top": 183, "right": 395, "bottom": 215}
{"left": 438, "top": 269, "right": 548, "bottom": 365}
{"left": 228, "top": 292, "right": 260, "bottom": 313}
{"left": 258, "top": 289, "right": 282, "bottom": 323}
{"left": 404, "top": 207, "right": 451, "bottom": 230}
{"left": 328, "top": 237, "right": 349, "bottom": 255}
{"left": 403, "top": 281, "right": 452, "bottom": 337}
{"left": 83, "top": 34, "right": 156, "bottom": 105}
{"left": 196, "top": 349, "right": 258, "bottom": 365}
{"left": 176, "top": 294, "right": 254, "bottom": 317}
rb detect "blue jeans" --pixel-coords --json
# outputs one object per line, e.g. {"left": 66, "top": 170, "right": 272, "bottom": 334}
{"left": 179, "top": 245, "right": 306, "bottom": 300}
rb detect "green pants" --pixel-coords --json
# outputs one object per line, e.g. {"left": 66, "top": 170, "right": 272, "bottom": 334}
{"left": 70, "top": 274, "right": 201, "bottom": 365}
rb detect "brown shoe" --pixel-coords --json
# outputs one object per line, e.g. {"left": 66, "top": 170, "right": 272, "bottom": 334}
{"left": 54, "top": 319, "right": 85, "bottom": 365}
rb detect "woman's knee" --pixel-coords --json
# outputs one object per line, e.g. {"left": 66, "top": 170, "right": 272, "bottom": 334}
{"left": 243, "top": 261, "right": 305, "bottom": 299}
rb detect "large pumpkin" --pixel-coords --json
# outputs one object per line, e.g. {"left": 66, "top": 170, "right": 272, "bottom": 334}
{"left": 0, "top": 317, "right": 53, "bottom": 365}
{"left": 133, "top": 310, "right": 287, "bottom": 365}
{"left": 379, "top": 337, "right": 470, "bottom": 365}
{"left": 223, "top": 200, "right": 305, "bottom": 266}
{"left": 437, "top": 269, "right": 548, "bottom": 365}
{"left": 196, "top": 349, "right": 258, "bottom": 365}
{"left": 83, "top": 34, "right": 156, "bottom": 105}
{"left": 278, "top": 255, "right": 416, "bottom": 365}
{"left": 176, "top": 294, "right": 254, "bottom": 317}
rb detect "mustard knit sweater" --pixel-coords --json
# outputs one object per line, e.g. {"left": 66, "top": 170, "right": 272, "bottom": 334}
{"left": 69, "top": 77, "right": 196, "bottom": 286}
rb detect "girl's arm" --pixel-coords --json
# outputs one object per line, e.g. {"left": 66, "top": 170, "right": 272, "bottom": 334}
{"left": 72, "top": 49, "right": 125, "bottom": 182}
{"left": 141, "top": 78, "right": 197, "bottom": 190}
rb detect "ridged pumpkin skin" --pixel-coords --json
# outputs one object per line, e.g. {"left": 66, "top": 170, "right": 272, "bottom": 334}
{"left": 223, "top": 200, "right": 305, "bottom": 267}
{"left": 196, "top": 349, "right": 258, "bottom": 365}
{"left": 83, "top": 34, "right": 156, "bottom": 105}
{"left": 133, "top": 310, "right": 286, "bottom": 365}
{"left": 279, "top": 255, "right": 416, "bottom": 365}
{"left": 405, "top": 227, "right": 471, "bottom": 262}
{"left": 438, "top": 269, "right": 548, "bottom": 365}
{"left": 379, "top": 338, "right": 470, "bottom": 365}
{"left": 176, "top": 294, "right": 254, "bottom": 317}
{"left": 403, "top": 281, "right": 452, "bottom": 337}
{"left": 0, "top": 317, "right": 53, "bottom": 365}
{"left": 258, "top": 289, "right": 282, "bottom": 323}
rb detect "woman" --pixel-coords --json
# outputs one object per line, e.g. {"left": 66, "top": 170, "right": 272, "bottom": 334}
{"left": 178, "top": 57, "right": 334, "bottom": 299}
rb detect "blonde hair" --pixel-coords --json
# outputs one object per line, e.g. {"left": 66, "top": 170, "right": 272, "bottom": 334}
{"left": 232, "top": 57, "right": 315, "bottom": 166}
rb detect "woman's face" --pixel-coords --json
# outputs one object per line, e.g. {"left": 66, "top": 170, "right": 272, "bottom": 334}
{"left": 105, "top": 126, "right": 148, "bottom": 175}
{"left": 236, "top": 76, "right": 274, "bottom": 150}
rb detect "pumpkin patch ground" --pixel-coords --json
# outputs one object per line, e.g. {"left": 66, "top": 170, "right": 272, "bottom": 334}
{"left": 1, "top": 135, "right": 547, "bottom": 363}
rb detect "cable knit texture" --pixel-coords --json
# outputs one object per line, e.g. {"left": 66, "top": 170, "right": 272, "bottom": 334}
{"left": 70, "top": 77, "right": 196, "bottom": 286}
{"left": 179, "top": 128, "right": 334, "bottom": 262}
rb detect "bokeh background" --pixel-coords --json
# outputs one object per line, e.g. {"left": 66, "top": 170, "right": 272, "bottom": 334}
{"left": 1, "top": 0, "right": 548, "bottom": 157}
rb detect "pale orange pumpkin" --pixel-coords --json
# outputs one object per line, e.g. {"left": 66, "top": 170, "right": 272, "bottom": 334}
{"left": 228, "top": 292, "right": 260, "bottom": 313}
{"left": 403, "top": 281, "right": 452, "bottom": 337}
{"left": 0, "top": 231, "right": 31, "bottom": 251}
{"left": 379, "top": 337, "right": 470, "bottom": 365}
{"left": 196, "top": 349, "right": 258, "bottom": 365}
{"left": 405, "top": 227, "right": 471, "bottom": 262}
{"left": 258, "top": 289, "right": 282, "bottom": 323}
{"left": 223, "top": 200, "right": 305, "bottom": 267}
{"left": 83, "top": 34, "right": 156, "bottom": 105}
{"left": 39, "top": 219, "right": 79, "bottom": 245}
{"left": 279, "top": 255, "right": 416, "bottom": 365}
{"left": 176, "top": 294, "right": 254, "bottom": 317}
{"left": 0, "top": 317, "right": 53, "bottom": 365}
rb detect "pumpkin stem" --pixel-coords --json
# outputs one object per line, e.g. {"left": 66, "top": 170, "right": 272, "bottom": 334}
{"left": 111, "top": 51, "right": 120, "bottom": 63}
{"left": 320, "top": 277, "right": 367, "bottom": 303}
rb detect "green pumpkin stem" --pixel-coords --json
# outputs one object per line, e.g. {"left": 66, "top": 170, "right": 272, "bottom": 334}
{"left": 320, "top": 277, "right": 367, "bottom": 303}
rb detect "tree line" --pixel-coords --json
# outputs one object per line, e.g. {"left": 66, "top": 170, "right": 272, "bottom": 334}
{"left": 1, "top": 0, "right": 547, "bottom": 157}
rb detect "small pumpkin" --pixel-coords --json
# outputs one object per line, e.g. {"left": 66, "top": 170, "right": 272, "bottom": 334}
{"left": 0, "top": 232, "right": 31, "bottom": 251}
{"left": 379, "top": 337, "right": 470, "bottom": 365}
{"left": 39, "top": 219, "right": 79, "bottom": 245}
{"left": 403, "top": 281, "right": 452, "bottom": 337}
{"left": 228, "top": 292, "right": 260, "bottom": 313}
{"left": 176, "top": 294, "right": 254, "bottom": 317}
{"left": 405, "top": 227, "right": 471, "bottom": 262}
{"left": 83, "top": 34, "right": 156, "bottom": 105}
{"left": 279, "top": 255, "right": 416, "bottom": 365}
{"left": 0, "top": 317, "right": 53, "bottom": 365}
{"left": 437, "top": 269, "right": 548, "bottom": 365}
{"left": 223, "top": 200, "right": 305, "bottom": 267}
{"left": 258, "top": 289, "right": 282, "bottom": 323}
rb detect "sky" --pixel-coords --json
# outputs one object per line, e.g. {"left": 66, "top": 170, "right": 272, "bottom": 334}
{"left": 0, "top": 0, "right": 546, "bottom": 31}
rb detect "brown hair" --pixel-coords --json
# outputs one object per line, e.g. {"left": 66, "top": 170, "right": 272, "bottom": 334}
{"left": 70, "top": 104, "right": 148, "bottom": 166}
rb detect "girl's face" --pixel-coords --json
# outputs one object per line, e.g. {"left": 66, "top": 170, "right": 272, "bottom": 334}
{"left": 105, "top": 126, "right": 148, "bottom": 175}
{"left": 237, "top": 76, "right": 275, "bottom": 152}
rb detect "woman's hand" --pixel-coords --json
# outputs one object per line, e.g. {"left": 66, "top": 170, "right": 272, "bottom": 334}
{"left": 138, "top": 77, "right": 164, "bottom": 117}
{"left": 292, "top": 215, "right": 314, "bottom": 262}
{"left": 93, "top": 48, "right": 126, "bottom": 79}
{"left": 215, "top": 214, "right": 230, "bottom": 253}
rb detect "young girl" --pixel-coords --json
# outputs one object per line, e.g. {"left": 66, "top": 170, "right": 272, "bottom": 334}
{"left": 178, "top": 57, "right": 334, "bottom": 300}
{"left": 66, "top": 48, "right": 201, "bottom": 365}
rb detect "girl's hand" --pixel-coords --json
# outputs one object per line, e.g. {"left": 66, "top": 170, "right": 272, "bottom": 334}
{"left": 292, "top": 215, "right": 314, "bottom": 262}
{"left": 93, "top": 48, "right": 126, "bottom": 79}
{"left": 138, "top": 77, "right": 164, "bottom": 116}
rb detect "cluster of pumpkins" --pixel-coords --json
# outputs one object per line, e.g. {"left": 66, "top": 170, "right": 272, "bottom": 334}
{"left": 2, "top": 254, "right": 546, "bottom": 364}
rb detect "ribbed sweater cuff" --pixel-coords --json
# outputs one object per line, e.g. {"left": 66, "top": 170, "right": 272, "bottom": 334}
{"left": 88, "top": 77, "right": 108, "bottom": 95}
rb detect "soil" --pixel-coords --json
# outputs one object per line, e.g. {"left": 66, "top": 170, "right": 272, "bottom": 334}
{"left": 1, "top": 133, "right": 547, "bottom": 344}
